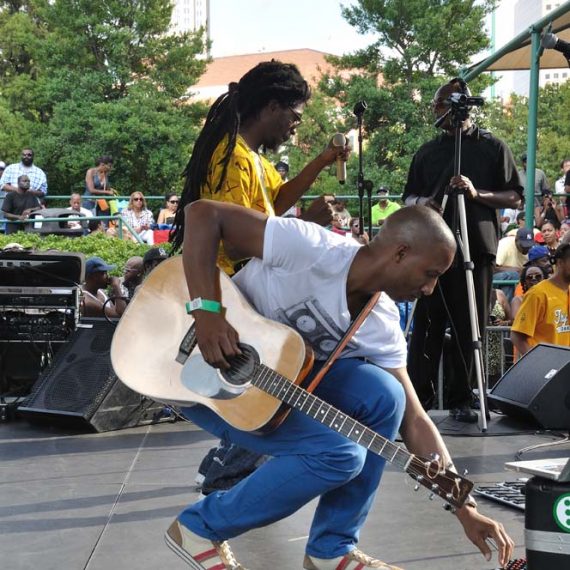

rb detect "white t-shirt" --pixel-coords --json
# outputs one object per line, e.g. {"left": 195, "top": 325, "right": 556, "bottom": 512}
{"left": 233, "top": 217, "right": 407, "bottom": 369}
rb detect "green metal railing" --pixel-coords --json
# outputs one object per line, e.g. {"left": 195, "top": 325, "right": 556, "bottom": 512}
{"left": 0, "top": 214, "right": 144, "bottom": 243}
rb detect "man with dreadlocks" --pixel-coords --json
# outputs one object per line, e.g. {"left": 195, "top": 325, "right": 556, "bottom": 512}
{"left": 170, "top": 60, "right": 348, "bottom": 275}
{"left": 170, "top": 60, "right": 350, "bottom": 498}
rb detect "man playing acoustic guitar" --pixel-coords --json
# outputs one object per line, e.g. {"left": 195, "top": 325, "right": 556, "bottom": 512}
{"left": 166, "top": 200, "right": 514, "bottom": 569}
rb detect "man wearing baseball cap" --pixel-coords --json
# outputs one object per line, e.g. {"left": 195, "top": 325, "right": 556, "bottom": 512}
{"left": 81, "top": 256, "right": 126, "bottom": 318}
{"left": 370, "top": 187, "right": 400, "bottom": 226}
{"left": 494, "top": 227, "right": 534, "bottom": 300}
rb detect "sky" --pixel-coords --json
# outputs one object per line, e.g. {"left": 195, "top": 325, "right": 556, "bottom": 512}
{"left": 208, "top": 0, "right": 376, "bottom": 58}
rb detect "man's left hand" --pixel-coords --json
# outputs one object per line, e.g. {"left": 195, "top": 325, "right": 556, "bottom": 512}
{"left": 450, "top": 175, "right": 478, "bottom": 200}
{"left": 456, "top": 506, "right": 514, "bottom": 567}
{"left": 299, "top": 196, "right": 334, "bottom": 226}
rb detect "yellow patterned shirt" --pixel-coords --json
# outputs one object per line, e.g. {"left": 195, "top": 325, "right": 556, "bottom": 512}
{"left": 202, "top": 135, "right": 284, "bottom": 274}
{"left": 511, "top": 280, "right": 570, "bottom": 348}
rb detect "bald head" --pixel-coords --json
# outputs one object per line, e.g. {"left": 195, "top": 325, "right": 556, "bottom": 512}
{"left": 123, "top": 256, "right": 143, "bottom": 287}
{"left": 376, "top": 205, "right": 456, "bottom": 255}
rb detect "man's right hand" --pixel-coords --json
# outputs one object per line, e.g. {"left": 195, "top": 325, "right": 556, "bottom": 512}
{"left": 193, "top": 311, "right": 242, "bottom": 369}
{"left": 299, "top": 196, "right": 334, "bottom": 226}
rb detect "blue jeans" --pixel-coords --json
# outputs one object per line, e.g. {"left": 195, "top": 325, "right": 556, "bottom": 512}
{"left": 179, "top": 358, "right": 406, "bottom": 559}
{"left": 493, "top": 270, "right": 520, "bottom": 302}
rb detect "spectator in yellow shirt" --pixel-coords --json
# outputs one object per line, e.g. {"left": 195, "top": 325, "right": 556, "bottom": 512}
{"left": 170, "top": 60, "right": 348, "bottom": 274}
{"left": 511, "top": 241, "right": 570, "bottom": 355}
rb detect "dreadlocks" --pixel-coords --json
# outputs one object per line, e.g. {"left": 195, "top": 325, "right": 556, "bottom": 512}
{"left": 170, "top": 60, "right": 311, "bottom": 252}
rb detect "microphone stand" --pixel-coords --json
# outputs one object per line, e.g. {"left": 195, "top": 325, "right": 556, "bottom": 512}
{"left": 353, "top": 101, "right": 373, "bottom": 237}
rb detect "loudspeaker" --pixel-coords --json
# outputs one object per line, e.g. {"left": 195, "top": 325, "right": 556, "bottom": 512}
{"left": 489, "top": 343, "right": 570, "bottom": 429}
{"left": 19, "top": 318, "right": 168, "bottom": 432}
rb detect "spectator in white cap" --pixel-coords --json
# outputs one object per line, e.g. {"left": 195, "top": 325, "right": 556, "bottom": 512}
{"left": 494, "top": 227, "right": 534, "bottom": 300}
{"left": 371, "top": 187, "right": 400, "bottom": 226}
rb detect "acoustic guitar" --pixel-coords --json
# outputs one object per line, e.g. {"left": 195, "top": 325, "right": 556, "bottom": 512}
{"left": 111, "top": 256, "right": 473, "bottom": 509}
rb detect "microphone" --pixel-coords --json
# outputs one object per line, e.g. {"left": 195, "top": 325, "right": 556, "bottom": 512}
{"left": 332, "top": 133, "right": 347, "bottom": 184}
{"left": 353, "top": 101, "right": 368, "bottom": 116}
{"left": 541, "top": 32, "right": 570, "bottom": 64}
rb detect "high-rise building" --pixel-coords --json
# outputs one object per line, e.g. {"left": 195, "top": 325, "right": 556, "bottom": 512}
{"left": 170, "top": 0, "right": 210, "bottom": 38}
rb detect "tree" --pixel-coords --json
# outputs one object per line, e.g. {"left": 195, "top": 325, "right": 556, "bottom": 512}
{"left": 481, "top": 81, "right": 570, "bottom": 183}
{"left": 0, "top": 0, "right": 209, "bottom": 196}
{"left": 321, "top": 0, "right": 496, "bottom": 195}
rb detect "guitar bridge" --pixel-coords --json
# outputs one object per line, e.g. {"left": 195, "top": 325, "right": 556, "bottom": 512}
{"left": 176, "top": 324, "right": 197, "bottom": 364}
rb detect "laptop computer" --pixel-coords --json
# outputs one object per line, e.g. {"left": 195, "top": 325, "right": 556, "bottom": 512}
{"left": 505, "top": 457, "right": 570, "bottom": 482}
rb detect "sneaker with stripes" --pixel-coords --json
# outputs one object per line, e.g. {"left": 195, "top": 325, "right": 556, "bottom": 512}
{"left": 165, "top": 519, "right": 247, "bottom": 570}
{"left": 303, "top": 548, "right": 404, "bottom": 570}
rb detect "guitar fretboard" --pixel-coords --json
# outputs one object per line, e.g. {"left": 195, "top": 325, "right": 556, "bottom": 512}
{"left": 252, "top": 363, "right": 412, "bottom": 472}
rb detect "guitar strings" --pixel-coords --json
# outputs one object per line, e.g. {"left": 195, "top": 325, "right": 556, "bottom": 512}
{"left": 225, "top": 354, "right": 467, "bottom": 503}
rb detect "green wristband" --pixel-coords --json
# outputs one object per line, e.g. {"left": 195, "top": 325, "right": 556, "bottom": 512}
{"left": 186, "top": 298, "right": 222, "bottom": 314}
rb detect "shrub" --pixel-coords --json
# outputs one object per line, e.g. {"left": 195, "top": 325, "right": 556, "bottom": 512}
{"left": 0, "top": 232, "right": 160, "bottom": 275}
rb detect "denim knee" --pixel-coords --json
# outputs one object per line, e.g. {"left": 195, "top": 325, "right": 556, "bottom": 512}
{"left": 302, "top": 440, "right": 367, "bottom": 488}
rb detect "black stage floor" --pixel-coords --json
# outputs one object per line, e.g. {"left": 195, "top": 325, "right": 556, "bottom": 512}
{"left": 1, "top": 411, "right": 566, "bottom": 570}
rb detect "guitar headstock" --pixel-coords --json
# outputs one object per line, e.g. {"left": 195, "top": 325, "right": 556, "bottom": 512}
{"left": 406, "top": 455, "right": 474, "bottom": 509}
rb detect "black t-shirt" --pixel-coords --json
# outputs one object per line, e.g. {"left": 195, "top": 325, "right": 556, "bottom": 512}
{"left": 2, "top": 191, "right": 40, "bottom": 234}
{"left": 565, "top": 170, "right": 570, "bottom": 209}
{"left": 403, "top": 126, "right": 523, "bottom": 257}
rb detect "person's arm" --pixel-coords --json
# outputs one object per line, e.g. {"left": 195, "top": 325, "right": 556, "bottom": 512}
{"left": 496, "top": 288, "right": 513, "bottom": 324}
{"left": 385, "top": 366, "right": 514, "bottom": 567}
{"left": 273, "top": 138, "right": 348, "bottom": 215}
{"left": 449, "top": 175, "right": 521, "bottom": 209}
{"left": 2, "top": 211, "right": 24, "bottom": 221}
{"left": 104, "top": 277, "right": 128, "bottom": 318}
{"left": 157, "top": 209, "right": 167, "bottom": 225}
{"left": 510, "top": 295, "right": 522, "bottom": 319}
{"left": 182, "top": 200, "right": 268, "bottom": 368}
{"left": 510, "top": 290, "right": 540, "bottom": 355}
{"left": 511, "top": 330, "right": 532, "bottom": 355}
{"left": 85, "top": 168, "right": 113, "bottom": 196}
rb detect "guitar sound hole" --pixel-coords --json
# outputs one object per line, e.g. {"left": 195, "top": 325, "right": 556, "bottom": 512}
{"left": 221, "top": 343, "right": 259, "bottom": 387}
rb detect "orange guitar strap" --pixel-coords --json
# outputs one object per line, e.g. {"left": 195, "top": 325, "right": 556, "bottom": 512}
{"left": 304, "top": 291, "right": 382, "bottom": 394}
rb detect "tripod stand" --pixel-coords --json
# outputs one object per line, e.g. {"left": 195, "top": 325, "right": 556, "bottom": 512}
{"left": 437, "top": 99, "right": 488, "bottom": 432}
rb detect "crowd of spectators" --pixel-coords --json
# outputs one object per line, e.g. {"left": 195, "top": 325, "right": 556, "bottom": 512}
{"left": 0, "top": 147, "right": 180, "bottom": 243}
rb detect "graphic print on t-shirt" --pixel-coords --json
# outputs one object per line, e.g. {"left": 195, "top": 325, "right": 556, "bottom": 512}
{"left": 275, "top": 297, "right": 357, "bottom": 360}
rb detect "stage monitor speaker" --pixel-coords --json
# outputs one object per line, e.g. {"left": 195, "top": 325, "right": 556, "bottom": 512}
{"left": 19, "top": 318, "right": 167, "bottom": 432}
{"left": 489, "top": 343, "right": 570, "bottom": 429}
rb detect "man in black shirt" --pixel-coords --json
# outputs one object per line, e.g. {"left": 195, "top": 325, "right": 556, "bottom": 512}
{"left": 1, "top": 175, "right": 41, "bottom": 234}
{"left": 403, "top": 78, "right": 523, "bottom": 422}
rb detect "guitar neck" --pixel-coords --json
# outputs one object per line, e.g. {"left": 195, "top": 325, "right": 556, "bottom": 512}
{"left": 252, "top": 364, "right": 413, "bottom": 472}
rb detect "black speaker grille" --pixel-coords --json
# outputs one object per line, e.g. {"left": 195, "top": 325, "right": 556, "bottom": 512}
{"left": 491, "top": 344, "right": 570, "bottom": 405}
{"left": 22, "top": 319, "right": 116, "bottom": 418}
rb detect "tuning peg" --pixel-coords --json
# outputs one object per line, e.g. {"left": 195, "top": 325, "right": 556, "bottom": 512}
{"left": 431, "top": 483, "right": 440, "bottom": 492}
{"left": 414, "top": 484, "right": 421, "bottom": 492}
{"left": 430, "top": 452, "right": 440, "bottom": 462}
{"left": 446, "top": 493, "right": 454, "bottom": 501}
{"left": 443, "top": 503, "right": 456, "bottom": 514}
{"left": 429, "top": 493, "right": 435, "bottom": 501}
{"left": 416, "top": 475, "right": 424, "bottom": 483}
{"left": 463, "top": 468, "right": 469, "bottom": 475}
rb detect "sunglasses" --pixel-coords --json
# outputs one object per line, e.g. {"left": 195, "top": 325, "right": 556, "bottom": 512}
{"left": 168, "top": 199, "right": 179, "bottom": 204}
{"left": 133, "top": 197, "right": 144, "bottom": 201}
{"left": 526, "top": 274, "right": 543, "bottom": 281}
{"left": 288, "top": 106, "right": 303, "bottom": 125}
